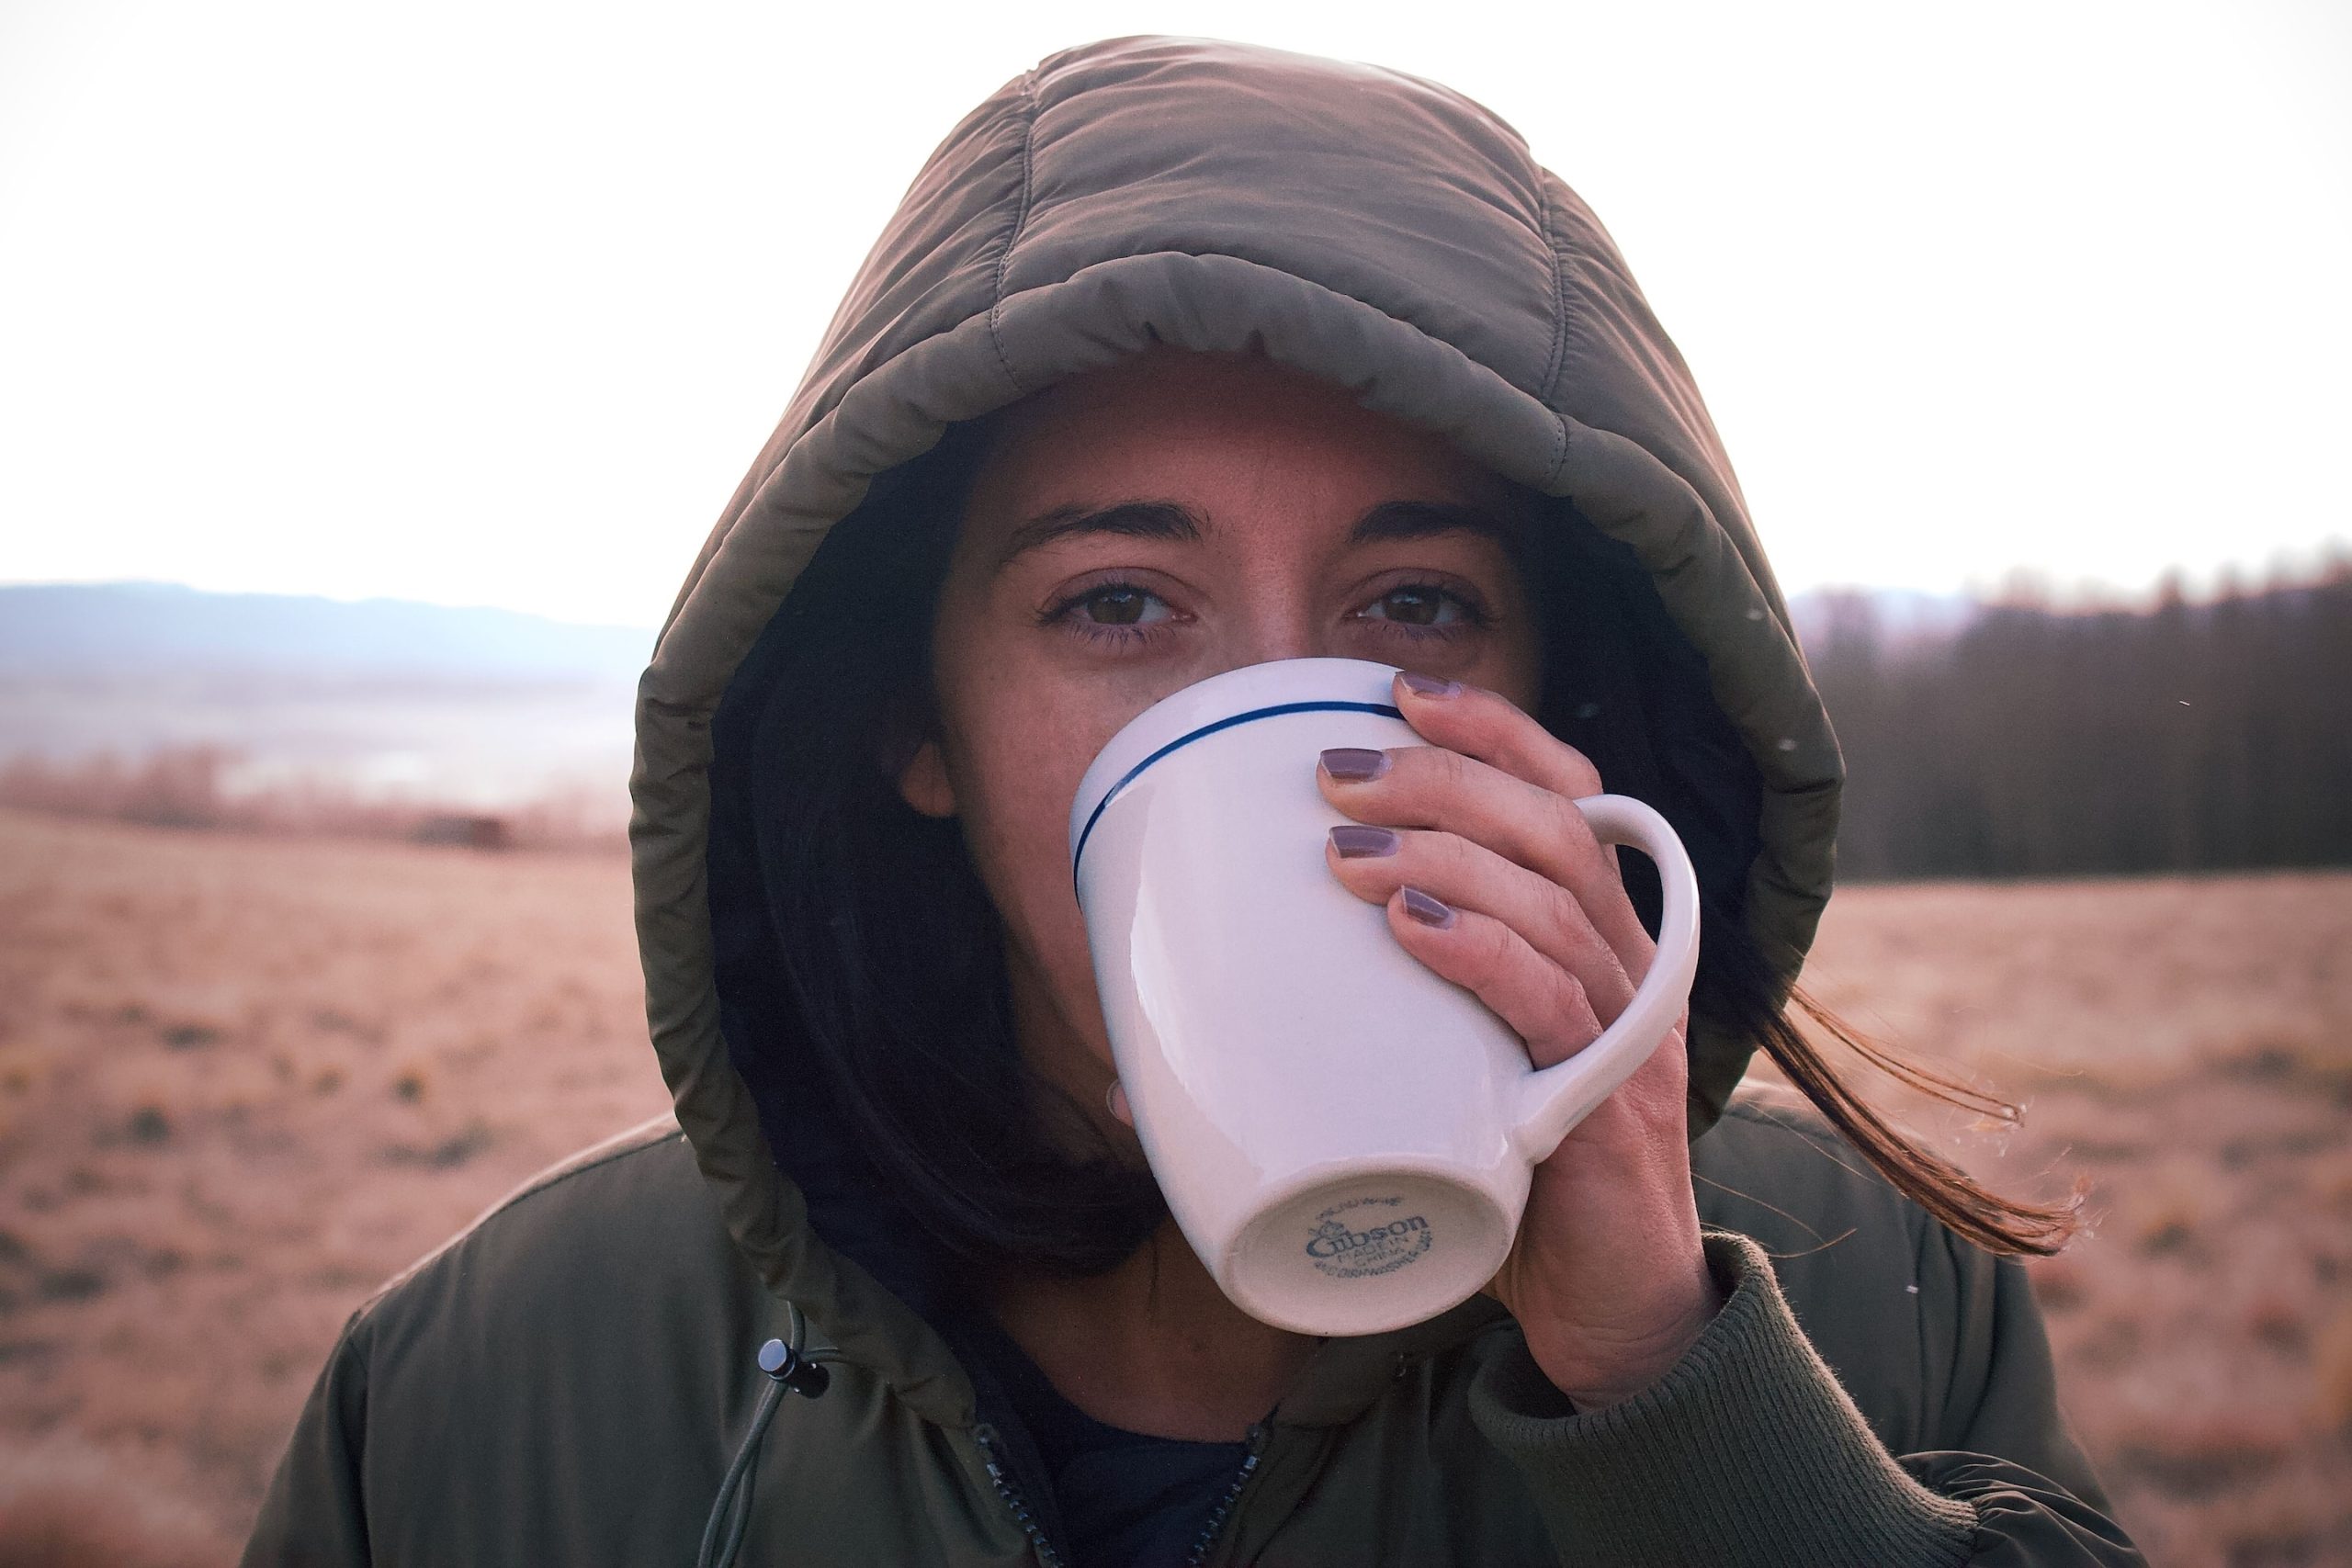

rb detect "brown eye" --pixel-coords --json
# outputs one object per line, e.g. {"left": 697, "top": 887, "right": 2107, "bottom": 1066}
{"left": 1364, "top": 585, "right": 1466, "bottom": 627}
{"left": 1047, "top": 581, "right": 1174, "bottom": 638}
{"left": 1083, "top": 585, "right": 1158, "bottom": 625}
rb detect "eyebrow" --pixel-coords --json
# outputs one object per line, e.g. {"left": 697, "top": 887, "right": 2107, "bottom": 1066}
{"left": 989, "top": 501, "right": 1200, "bottom": 573}
{"left": 989, "top": 497, "right": 1517, "bottom": 575}
{"left": 1350, "top": 500, "right": 1519, "bottom": 548}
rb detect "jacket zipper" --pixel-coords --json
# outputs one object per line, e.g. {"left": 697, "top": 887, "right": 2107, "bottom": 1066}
{"left": 972, "top": 1423, "right": 1070, "bottom": 1568}
{"left": 974, "top": 1419, "right": 1271, "bottom": 1568}
{"left": 1182, "top": 1423, "right": 1270, "bottom": 1568}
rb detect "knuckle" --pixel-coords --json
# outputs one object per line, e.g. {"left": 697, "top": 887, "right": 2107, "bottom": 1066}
{"left": 1540, "top": 878, "right": 1600, "bottom": 953}
{"left": 1389, "top": 745, "right": 1468, "bottom": 825}
{"left": 1427, "top": 744, "right": 1475, "bottom": 795}
{"left": 1552, "top": 968, "right": 1600, "bottom": 1035}
{"left": 1430, "top": 828, "right": 1483, "bottom": 883}
{"left": 1560, "top": 747, "right": 1604, "bottom": 796}
{"left": 1545, "top": 792, "right": 1606, "bottom": 868}
{"left": 1531, "top": 726, "right": 1604, "bottom": 792}
{"left": 1448, "top": 907, "right": 1505, "bottom": 982}
{"left": 1500, "top": 711, "right": 1599, "bottom": 794}
{"left": 1465, "top": 911, "right": 1517, "bottom": 981}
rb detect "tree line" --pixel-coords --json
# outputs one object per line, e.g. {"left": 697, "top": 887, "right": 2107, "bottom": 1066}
{"left": 1800, "top": 563, "right": 2351, "bottom": 881}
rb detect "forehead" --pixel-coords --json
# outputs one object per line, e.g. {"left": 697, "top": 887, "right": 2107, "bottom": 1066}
{"left": 962, "top": 348, "right": 1510, "bottom": 533}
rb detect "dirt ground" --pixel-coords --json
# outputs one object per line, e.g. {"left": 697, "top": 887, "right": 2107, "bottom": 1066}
{"left": 0, "top": 808, "right": 2346, "bottom": 1564}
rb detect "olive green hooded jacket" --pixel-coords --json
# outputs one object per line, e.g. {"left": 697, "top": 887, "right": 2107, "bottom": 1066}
{"left": 244, "top": 36, "right": 2143, "bottom": 1567}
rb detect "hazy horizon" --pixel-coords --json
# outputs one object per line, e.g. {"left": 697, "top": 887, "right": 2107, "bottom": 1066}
{"left": 6, "top": 547, "right": 2345, "bottom": 635}
{"left": 6, "top": 574, "right": 2342, "bottom": 840}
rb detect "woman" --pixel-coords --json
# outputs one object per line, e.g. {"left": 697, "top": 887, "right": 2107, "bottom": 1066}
{"left": 245, "top": 37, "right": 2142, "bottom": 1566}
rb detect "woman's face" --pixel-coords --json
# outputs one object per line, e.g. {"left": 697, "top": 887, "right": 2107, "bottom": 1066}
{"left": 898, "top": 349, "right": 1546, "bottom": 1134}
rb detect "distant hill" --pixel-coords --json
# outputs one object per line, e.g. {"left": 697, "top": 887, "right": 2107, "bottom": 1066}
{"left": 0, "top": 581, "right": 653, "bottom": 685}
{"left": 0, "top": 583, "right": 654, "bottom": 813}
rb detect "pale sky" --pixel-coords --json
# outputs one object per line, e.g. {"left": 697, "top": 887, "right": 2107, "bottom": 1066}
{"left": 3, "top": 0, "right": 2346, "bottom": 626}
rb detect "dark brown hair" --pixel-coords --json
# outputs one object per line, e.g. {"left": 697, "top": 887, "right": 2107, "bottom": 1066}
{"left": 707, "top": 412, "right": 2078, "bottom": 1288}
{"left": 1516, "top": 492, "right": 2084, "bottom": 1260}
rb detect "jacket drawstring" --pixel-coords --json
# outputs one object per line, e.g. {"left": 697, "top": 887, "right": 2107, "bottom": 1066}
{"left": 697, "top": 1303, "right": 841, "bottom": 1568}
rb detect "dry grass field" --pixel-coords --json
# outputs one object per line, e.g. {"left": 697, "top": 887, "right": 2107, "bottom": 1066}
{"left": 0, "top": 807, "right": 2346, "bottom": 1564}
{"left": 1792, "top": 873, "right": 2352, "bottom": 1565}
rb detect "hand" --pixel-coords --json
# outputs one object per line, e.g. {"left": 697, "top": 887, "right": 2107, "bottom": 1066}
{"left": 1317, "top": 671, "right": 1724, "bottom": 1410}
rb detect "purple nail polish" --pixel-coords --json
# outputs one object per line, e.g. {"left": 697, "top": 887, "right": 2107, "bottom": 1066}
{"left": 1401, "top": 886, "right": 1456, "bottom": 928}
{"left": 1320, "top": 747, "right": 1390, "bottom": 782}
{"left": 1329, "top": 825, "right": 1400, "bottom": 858}
{"left": 1399, "top": 671, "right": 1461, "bottom": 698}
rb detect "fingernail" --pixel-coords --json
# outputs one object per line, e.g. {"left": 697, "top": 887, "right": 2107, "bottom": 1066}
{"left": 1329, "top": 825, "right": 1399, "bottom": 858}
{"left": 1400, "top": 886, "right": 1456, "bottom": 928}
{"left": 1320, "top": 747, "right": 1390, "bottom": 782}
{"left": 1399, "top": 671, "right": 1461, "bottom": 698}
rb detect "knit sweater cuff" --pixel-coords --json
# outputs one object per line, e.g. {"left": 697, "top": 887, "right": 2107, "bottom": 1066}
{"left": 1468, "top": 1229, "right": 1981, "bottom": 1568}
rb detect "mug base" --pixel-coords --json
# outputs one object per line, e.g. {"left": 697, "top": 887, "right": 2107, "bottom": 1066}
{"left": 1220, "top": 1169, "right": 1511, "bottom": 1337}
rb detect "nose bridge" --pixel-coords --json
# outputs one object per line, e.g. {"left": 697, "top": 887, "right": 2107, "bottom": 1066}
{"left": 1223, "top": 568, "right": 1327, "bottom": 669}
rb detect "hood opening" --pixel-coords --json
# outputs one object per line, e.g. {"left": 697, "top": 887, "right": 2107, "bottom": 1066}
{"left": 700, "top": 385, "right": 1767, "bottom": 1327}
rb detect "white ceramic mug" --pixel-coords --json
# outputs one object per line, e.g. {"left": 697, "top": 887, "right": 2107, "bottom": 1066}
{"left": 1069, "top": 657, "right": 1702, "bottom": 1337}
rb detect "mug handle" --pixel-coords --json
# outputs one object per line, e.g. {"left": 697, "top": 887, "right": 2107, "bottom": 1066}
{"left": 1506, "top": 795, "right": 1702, "bottom": 1163}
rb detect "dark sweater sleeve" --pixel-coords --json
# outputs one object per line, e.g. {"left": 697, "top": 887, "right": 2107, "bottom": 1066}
{"left": 240, "top": 1309, "right": 374, "bottom": 1568}
{"left": 1464, "top": 1230, "right": 2144, "bottom": 1567}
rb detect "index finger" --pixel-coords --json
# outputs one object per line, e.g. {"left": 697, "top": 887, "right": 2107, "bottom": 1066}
{"left": 1385, "top": 670, "right": 1657, "bottom": 976}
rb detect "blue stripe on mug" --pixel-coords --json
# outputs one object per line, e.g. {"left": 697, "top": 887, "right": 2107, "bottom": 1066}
{"left": 1070, "top": 701, "right": 1405, "bottom": 897}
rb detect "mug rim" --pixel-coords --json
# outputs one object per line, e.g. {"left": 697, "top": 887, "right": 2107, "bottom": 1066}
{"left": 1067, "top": 657, "right": 1405, "bottom": 880}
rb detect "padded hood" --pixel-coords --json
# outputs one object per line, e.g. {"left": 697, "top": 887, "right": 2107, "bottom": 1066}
{"left": 629, "top": 36, "right": 1841, "bottom": 1422}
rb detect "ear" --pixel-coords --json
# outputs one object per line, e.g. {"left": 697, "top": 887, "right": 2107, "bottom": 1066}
{"left": 895, "top": 737, "right": 958, "bottom": 818}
